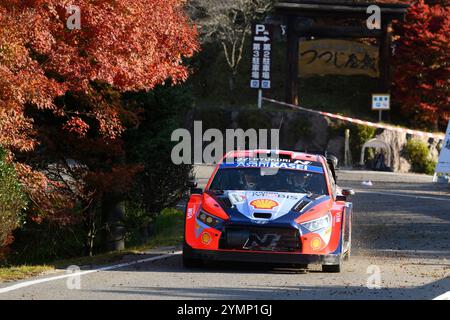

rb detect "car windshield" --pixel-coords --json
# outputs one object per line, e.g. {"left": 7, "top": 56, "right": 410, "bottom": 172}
{"left": 209, "top": 168, "right": 328, "bottom": 195}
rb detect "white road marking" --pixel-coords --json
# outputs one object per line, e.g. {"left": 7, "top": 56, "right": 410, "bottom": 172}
{"left": 433, "top": 291, "right": 450, "bottom": 300}
{"left": 0, "top": 251, "right": 181, "bottom": 294}
{"left": 355, "top": 190, "right": 450, "bottom": 202}
{"left": 371, "top": 249, "right": 450, "bottom": 255}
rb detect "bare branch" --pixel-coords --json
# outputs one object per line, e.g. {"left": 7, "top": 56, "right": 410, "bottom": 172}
{"left": 188, "top": 0, "right": 273, "bottom": 76}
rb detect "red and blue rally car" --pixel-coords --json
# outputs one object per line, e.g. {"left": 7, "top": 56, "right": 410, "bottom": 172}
{"left": 183, "top": 150, "right": 354, "bottom": 272}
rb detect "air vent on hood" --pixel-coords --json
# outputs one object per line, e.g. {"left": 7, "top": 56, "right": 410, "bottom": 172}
{"left": 253, "top": 212, "right": 272, "bottom": 219}
{"left": 217, "top": 197, "right": 233, "bottom": 208}
{"left": 293, "top": 199, "right": 311, "bottom": 212}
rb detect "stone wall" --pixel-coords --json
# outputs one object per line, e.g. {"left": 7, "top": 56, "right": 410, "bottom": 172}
{"left": 374, "top": 129, "right": 441, "bottom": 173}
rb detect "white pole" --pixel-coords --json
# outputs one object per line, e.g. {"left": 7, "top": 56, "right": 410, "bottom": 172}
{"left": 432, "top": 172, "right": 438, "bottom": 183}
{"left": 258, "top": 89, "right": 263, "bottom": 109}
{"left": 344, "top": 129, "right": 351, "bottom": 167}
{"left": 379, "top": 110, "right": 382, "bottom": 122}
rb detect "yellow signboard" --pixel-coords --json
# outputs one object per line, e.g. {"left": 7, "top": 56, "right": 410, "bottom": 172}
{"left": 299, "top": 39, "right": 379, "bottom": 78}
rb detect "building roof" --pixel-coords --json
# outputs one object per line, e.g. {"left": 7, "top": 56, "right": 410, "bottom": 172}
{"left": 277, "top": 0, "right": 410, "bottom": 5}
{"left": 274, "top": 0, "right": 410, "bottom": 17}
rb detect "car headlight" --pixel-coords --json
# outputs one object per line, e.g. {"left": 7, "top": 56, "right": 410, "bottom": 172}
{"left": 300, "top": 213, "right": 332, "bottom": 232}
{"left": 197, "top": 210, "right": 222, "bottom": 228}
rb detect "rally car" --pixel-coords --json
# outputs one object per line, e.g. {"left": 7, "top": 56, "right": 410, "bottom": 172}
{"left": 183, "top": 150, "right": 354, "bottom": 272}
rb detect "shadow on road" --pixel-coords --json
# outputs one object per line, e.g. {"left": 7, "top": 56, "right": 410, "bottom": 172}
{"left": 89, "top": 275, "right": 450, "bottom": 300}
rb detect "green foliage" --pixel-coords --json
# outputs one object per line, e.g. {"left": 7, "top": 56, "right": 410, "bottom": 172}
{"left": 8, "top": 219, "right": 86, "bottom": 265}
{"left": 153, "top": 208, "right": 184, "bottom": 236}
{"left": 0, "top": 148, "right": 27, "bottom": 262}
{"left": 123, "top": 202, "right": 151, "bottom": 246}
{"left": 124, "top": 84, "right": 194, "bottom": 216}
{"left": 289, "top": 115, "right": 312, "bottom": 139}
{"left": 0, "top": 265, "right": 53, "bottom": 282}
{"left": 124, "top": 207, "right": 184, "bottom": 249}
{"left": 351, "top": 125, "right": 377, "bottom": 159}
{"left": 194, "top": 107, "right": 230, "bottom": 132}
{"left": 299, "top": 75, "right": 379, "bottom": 119}
{"left": 277, "top": 115, "right": 314, "bottom": 150}
{"left": 237, "top": 110, "right": 273, "bottom": 130}
{"left": 405, "top": 139, "right": 437, "bottom": 175}
{"left": 147, "top": 208, "right": 184, "bottom": 247}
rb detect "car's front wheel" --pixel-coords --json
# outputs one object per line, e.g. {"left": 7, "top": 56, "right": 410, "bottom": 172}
{"left": 322, "top": 264, "right": 341, "bottom": 273}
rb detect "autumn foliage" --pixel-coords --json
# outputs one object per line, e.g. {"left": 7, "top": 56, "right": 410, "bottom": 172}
{"left": 392, "top": 0, "right": 449, "bottom": 130}
{"left": 0, "top": 0, "right": 198, "bottom": 257}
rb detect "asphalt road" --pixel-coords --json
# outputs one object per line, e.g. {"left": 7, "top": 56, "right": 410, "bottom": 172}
{"left": 0, "top": 170, "right": 449, "bottom": 300}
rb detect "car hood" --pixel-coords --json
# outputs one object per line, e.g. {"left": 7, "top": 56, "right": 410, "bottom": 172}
{"left": 219, "top": 190, "right": 309, "bottom": 221}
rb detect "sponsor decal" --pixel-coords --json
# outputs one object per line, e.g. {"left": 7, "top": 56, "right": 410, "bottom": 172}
{"left": 228, "top": 192, "right": 246, "bottom": 205}
{"left": 250, "top": 199, "right": 279, "bottom": 210}
{"left": 311, "top": 237, "right": 322, "bottom": 250}
{"left": 221, "top": 160, "right": 324, "bottom": 173}
{"left": 248, "top": 191, "right": 301, "bottom": 200}
{"left": 187, "top": 208, "right": 194, "bottom": 219}
{"left": 252, "top": 220, "right": 269, "bottom": 224}
{"left": 201, "top": 232, "right": 212, "bottom": 245}
{"left": 243, "top": 234, "right": 281, "bottom": 249}
{"left": 294, "top": 160, "right": 312, "bottom": 165}
{"left": 236, "top": 157, "right": 316, "bottom": 165}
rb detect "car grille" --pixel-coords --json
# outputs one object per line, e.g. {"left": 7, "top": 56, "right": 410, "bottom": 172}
{"left": 219, "top": 226, "right": 301, "bottom": 252}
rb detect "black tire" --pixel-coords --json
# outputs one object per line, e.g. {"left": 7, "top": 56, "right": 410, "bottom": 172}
{"left": 322, "top": 264, "right": 341, "bottom": 273}
{"left": 182, "top": 254, "right": 203, "bottom": 268}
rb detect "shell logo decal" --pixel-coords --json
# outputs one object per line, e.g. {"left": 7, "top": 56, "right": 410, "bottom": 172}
{"left": 250, "top": 199, "right": 279, "bottom": 210}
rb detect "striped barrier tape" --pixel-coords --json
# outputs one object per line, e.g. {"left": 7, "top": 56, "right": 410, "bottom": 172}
{"left": 263, "top": 97, "right": 445, "bottom": 140}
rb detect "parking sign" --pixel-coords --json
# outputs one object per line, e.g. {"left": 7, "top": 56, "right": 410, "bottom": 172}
{"left": 372, "top": 94, "right": 390, "bottom": 110}
{"left": 250, "top": 24, "right": 272, "bottom": 90}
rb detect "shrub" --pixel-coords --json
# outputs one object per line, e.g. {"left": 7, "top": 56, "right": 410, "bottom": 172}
{"left": 0, "top": 148, "right": 27, "bottom": 262}
{"left": 153, "top": 208, "right": 184, "bottom": 236}
{"left": 137, "top": 208, "right": 184, "bottom": 248}
{"left": 328, "top": 123, "right": 376, "bottom": 163}
{"left": 123, "top": 202, "right": 151, "bottom": 247}
{"left": 350, "top": 125, "right": 376, "bottom": 160}
{"left": 404, "top": 139, "right": 437, "bottom": 175}
{"left": 8, "top": 219, "right": 85, "bottom": 265}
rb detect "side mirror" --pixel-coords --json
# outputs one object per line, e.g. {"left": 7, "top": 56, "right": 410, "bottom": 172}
{"left": 186, "top": 180, "right": 198, "bottom": 188}
{"left": 326, "top": 155, "right": 338, "bottom": 182}
{"left": 336, "top": 189, "right": 354, "bottom": 202}
{"left": 341, "top": 189, "right": 355, "bottom": 196}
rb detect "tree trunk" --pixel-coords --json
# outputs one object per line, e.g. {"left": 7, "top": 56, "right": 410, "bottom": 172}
{"left": 102, "top": 194, "right": 126, "bottom": 252}
{"left": 83, "top": 207, "right": 96, "bottom": 257}
{"left": 228, "top": 73, "right": 237, "bottom": 104}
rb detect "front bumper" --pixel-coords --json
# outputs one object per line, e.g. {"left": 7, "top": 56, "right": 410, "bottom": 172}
{"left": 183, "top": 243, "right": 341, "bottom": 265}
